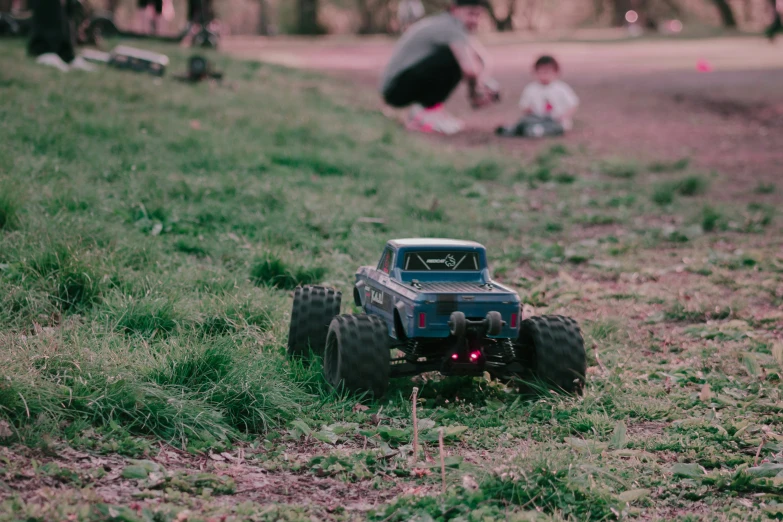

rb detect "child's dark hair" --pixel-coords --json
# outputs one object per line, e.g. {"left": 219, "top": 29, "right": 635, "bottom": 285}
{"left": 534, "top": 55, "right": 560, "bottom": 71}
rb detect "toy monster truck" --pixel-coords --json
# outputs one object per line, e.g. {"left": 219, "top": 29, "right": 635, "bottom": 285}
{"left": 287, "top": 239, "right": 586, "bottom": 397}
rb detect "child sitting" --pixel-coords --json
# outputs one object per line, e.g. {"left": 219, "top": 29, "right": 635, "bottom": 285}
{"left": 496, "top": 55, "right": 579, "bottom": 138}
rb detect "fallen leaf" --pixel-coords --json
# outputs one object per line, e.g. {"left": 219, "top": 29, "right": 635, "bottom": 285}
{"left": 352, "top": 404, "right": 369, "bottom": 413}
{"left": 743, "top": 354, "right": 761, "bottom": 378}
{"left": 122, "top": 465, "right": 150, "bottom": 479}
{"left": 0, "top": 420, "right": 12, "bottom": 438}
{"left": 746, "top": 463, "right": 783, "bottom": 478}
{"left": 411, "top": 468, "right": 431, "bottom": 477}
{"left": 208, "top": 452, "right": 225, "bottom": 461}
{"left": 314, "top": 429, "right": 339, "bottom": 445}
{"left": 462, "top": 474, "right": 479, "bottom": 490}
{"left": 671, "top": 463, "right": 704, "bottom": 478}
{"left": 610, "top": 421, "right": 627, "bottom": 450}
{"left": 417, "top": 418, "right": 436, "bottom": 431}
{"left": 189, "top": 120, "right": 201, "bottom": 130}
{"left": 566, "top": 437, "right": 608, "bottom": 453}
{"left": 699, "top": 383, "right": 712, "bottom": 402}
{"left": 618, "top": 488, "right": 650, "bottom": 503}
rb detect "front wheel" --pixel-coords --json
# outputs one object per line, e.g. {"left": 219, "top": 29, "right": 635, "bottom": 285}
{"left": 512, "top": 315, "right": 586, "bottom": 395}
{"left": 287, "top": 286, "right": 341, "bottom": 360}
{"left": 324, "top": 314, "right": 390, "bottom": 398}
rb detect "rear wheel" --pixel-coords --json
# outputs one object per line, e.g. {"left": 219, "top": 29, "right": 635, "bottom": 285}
{"left": 511, "top": 315, "right": 586, "bottom": 395}
{"left": 287, "top": 286, "right": 341, "bottom": 360}
{"left": 324, "top": 314, "right": 390, "bottom": 398}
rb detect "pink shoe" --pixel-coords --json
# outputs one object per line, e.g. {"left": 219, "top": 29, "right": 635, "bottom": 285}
{"left": 406, "top": 104, "right": 464, "bottom": 135}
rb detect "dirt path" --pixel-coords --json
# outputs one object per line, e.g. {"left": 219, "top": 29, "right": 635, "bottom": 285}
{"left": 223, "top": 35, "right": 783, "bottom": 185}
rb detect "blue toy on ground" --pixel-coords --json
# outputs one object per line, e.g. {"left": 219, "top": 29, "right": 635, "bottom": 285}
{"left": 287, "top": 238, "right": 586, "bottom": 397}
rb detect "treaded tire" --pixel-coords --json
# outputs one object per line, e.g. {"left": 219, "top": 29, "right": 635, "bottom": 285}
{"left": 287, "top": 286, "right": 341, "bottom": 360}
{"left": 514, "top": 315, "right": 586, "bottom": 395}
{"left": 323, "top": 314, "right": 390, "bottom": 398}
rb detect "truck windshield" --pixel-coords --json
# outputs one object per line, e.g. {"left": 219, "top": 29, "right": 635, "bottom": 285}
{"left": 402, "top": 251, "right": 480, "bottom": 271}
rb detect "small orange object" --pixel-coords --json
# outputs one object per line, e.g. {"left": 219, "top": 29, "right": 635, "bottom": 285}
{"left": 696, "top": 59, "right": 713, "bottom": 72}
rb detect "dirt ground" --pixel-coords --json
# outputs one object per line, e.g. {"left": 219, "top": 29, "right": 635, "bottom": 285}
{"left": 223, "top": 35, "right": 783, "bottom": 188}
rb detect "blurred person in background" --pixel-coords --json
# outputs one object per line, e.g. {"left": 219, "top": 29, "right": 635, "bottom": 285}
{"left": 766, "top": 0, "right": 782, "bottom": 40}
{"left": 181, "top": 0, "right": 216, "bottom": 47}
{"left": 27, "top": 0, "right": 94, "bottom": 71}
{"left": 136, "top": 0, "right": 174, "bottom": 35}
{"left": 380, "top": 0, "right": 496, "bottom": 135}
{"left": 397, "top": 0, "right": 425, "bottom": 33}
{"left": 496, "top": 55, "right": 579, "bottom": 138}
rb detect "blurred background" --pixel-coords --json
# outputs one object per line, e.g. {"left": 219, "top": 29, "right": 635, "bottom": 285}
{"left": 5, "top": 0, "right": 777, "bottom": 36}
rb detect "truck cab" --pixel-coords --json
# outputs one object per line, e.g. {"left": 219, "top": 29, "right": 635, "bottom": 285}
{"left": 354, "top": 239, "right": 521, "bottom": 341}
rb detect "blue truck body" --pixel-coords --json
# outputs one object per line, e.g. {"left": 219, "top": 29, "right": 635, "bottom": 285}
{"left": 353, "top": 239, "right": 521, "bottom": 341}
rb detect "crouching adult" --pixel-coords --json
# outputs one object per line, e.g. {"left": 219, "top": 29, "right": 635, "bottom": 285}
{"left": 27, "top": 0, "right": 93, "bottom": 71}
{"left": 380, "top": 0, "right": 496, "bottom": 135}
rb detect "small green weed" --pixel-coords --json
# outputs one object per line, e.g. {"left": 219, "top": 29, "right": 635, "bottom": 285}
{"left": 0, "top": 190, "right": 20, "bottom": 230}
{"left": 599, "top": 158, "right": 638, "bottom": 178}
{"left": 250, "top": 254, "right": 326, "bottom": 290}
{"left": 754, "top": 182, "right": 775, "bottom": 194}
{"left": 465, "top": 159, "right": 503, "bottom": 181}
{"left": 652, "top": 182, "right": 676, "bottom": 206}
{"left": 648, "top": 157, "right": 690, "bottom": 172}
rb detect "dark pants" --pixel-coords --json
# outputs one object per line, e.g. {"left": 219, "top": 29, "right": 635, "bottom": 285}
{"left": 383, "top": 45, "right": 462, "bottom": 109}
{"left": 27, "top": 0, "right": 76, "bottom": 63}
{"left": 188, "top": 0, "right": 213, "bottom": 22}
{"left": 497, "top": 115, "right": 564, "bottom": 138}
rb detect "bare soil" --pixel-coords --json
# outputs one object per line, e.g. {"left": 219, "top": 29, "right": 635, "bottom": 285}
{"left": 224, "top": 35, "right": 783, "bottom": 187}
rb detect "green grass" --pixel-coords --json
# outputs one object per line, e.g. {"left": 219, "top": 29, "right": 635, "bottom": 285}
{"left": 1, "top": 41, "right": 782, "bottom": 521}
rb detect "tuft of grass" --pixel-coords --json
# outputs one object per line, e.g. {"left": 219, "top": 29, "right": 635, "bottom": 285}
{"left": 198, "top": 298, "right": 272, "bottom": 336}
{"left": 700, "top": 205, "right": 725, "bottom": 232}
{"left": 664, "top": 302, "right": 732, "bottom": 323}
{"left": 107, "top": 297, "right": 179, "bottom": 338}
{"left": 175, "top": 239, "right": 210, "bottom": 258}
{"left": 465, "top": 159, "right": 503, "bottom": 181}
{"left": 250, "top": 254, "right": 326, "bottom": 290}
{"left": 676, "top": 175, "right": 709, "bottom": 196}
{"left": 555, "top": 172, "right": 577, "bottom": 184}
{"left": 648, "top": 157, "right": 690, "bottom": 172}
{"left": 652, "top": 182, "right": 676, "bottom": 206}
{"left": 270, "top": 152, "right": 345, "bottom": 177}
{"left": 0, "top": 190, "right": 20, "bottom": 230}
{"left": 599, "top": 159, "right": 638, "bottom": 178}
{"left": 754, "top": 182, "right": 775, "bottom": 194}
{"left": 55, "top": 266, "right": 102, "bottom": 312}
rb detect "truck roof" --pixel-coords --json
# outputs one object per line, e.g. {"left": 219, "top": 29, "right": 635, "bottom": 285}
{"left": 388, "top": 238, "right": 485, "bottom": 249}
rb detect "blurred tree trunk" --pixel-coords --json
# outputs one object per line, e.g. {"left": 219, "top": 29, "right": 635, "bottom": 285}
{"left": 709, "top": 0, "right": 737, "bottom": 27}
{"left": 356, "top": 0, "right": 393, "bottom": 34}
{"left": 297, "top": 0, "right": 321, "bottom": 34}
{"left": 258, "top": 0, "right": 270, "bottom": 35}
{"left": 486, "top": 0, "right": 516, "bottom": 31}
{"left": 611, "top": 0, "right": 632, "bottom": 26}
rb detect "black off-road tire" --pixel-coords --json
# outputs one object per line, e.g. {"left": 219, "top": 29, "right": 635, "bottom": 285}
{"left": 513, "top": 315, "right": 586, "bottom": 395}
{"left": 323, "top": 314, "right": 390, "bottom": 398}
{"left": 287, "top": 286, "right": 341, "bottom": 360}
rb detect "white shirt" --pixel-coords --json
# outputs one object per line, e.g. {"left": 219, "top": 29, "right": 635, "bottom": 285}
{"left": 519, "top": 80, "right": 580, "bottom": 125}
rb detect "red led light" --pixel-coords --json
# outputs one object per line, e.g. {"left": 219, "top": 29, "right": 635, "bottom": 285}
{"left": 470, "top": 351, "right": 480, "bottom": 361}
{"left": 451, "top": 353, "right": 458, "bottom": 360}
{"left": 511, "top": 313, "right": 518, "bottom": 328}
{"left": 418, "top": 313, "right": 426, "bottom": 328}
